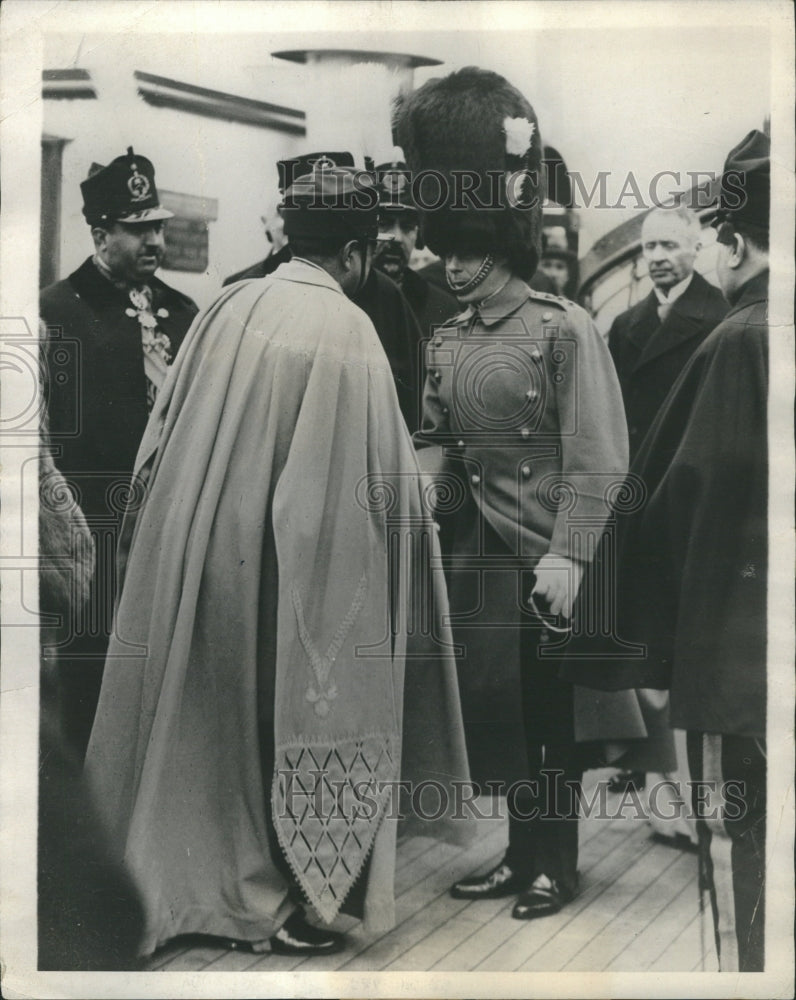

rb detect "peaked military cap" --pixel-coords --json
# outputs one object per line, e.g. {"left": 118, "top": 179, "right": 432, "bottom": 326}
{"left": 375, "top": 148, "right": 417, "bottom": 213}
{"left": 276, "top": 151, "right": 355, "bottom": 195}
{"left": 281, "top": 156, "right": 389, "bottom": 243}
{"left": 81, "top": 147, "right": 174, "bottom": 226}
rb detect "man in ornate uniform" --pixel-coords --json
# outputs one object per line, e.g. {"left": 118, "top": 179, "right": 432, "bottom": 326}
{"left": 40, "top": 149, "right": 198, "bottom": 756}
{"left": 397, "top": 67, "right": 628, "bottom": 920}
{"left": 85, "top": 160, "right": 471, "bottom": 958}
{"left": 223, "top": 151, "right": 422, "bottom": 429}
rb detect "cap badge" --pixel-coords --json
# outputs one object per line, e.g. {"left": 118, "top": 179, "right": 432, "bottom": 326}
{"left": 503, "top": 116, "right": 535, "bottom": 157}
{"left": 312, "top": 155, "right": 336, "bottom": 171}
{"left": 384, "top": 170, "right": 407, "bottom": 194}
{"left": 128, "top": 165, "right": 151, "bottom": 202}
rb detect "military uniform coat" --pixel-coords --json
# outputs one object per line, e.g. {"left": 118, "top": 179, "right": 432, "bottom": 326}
{"left": 564, "top": 271, "right": 768, "bottom": 737}
{"left": 416, "top": 277, "right": 628, "bottom": 783}
{"left": 608, "top": 271, "right": 728, "bottom": 458}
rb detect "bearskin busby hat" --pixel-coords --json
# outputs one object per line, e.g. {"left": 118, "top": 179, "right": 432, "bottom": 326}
{"left": 394, "top": 66, "right": 544, "bottom": 280}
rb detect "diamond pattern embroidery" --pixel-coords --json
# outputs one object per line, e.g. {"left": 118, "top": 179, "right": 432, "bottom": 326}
{"left": 272, "top": 737, "right": 398, "bottom": 923}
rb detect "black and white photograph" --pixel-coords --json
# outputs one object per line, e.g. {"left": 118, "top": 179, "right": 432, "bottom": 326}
{"left": 0, "top": 1, "right": 794, "bottom": 997}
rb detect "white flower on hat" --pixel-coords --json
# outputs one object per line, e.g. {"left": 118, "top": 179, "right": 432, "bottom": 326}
{"left": 503, "top": 117, "right": 535, "bottom": 157}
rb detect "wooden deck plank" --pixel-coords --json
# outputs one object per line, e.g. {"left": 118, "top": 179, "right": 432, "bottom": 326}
{"left": 475, "top": 818, "right": 650, "bottom": 971}
{"left": 148, "top": 780, "right": 711, "bottom": 974}
{"left": 649, "top": 910, "right": 706, "bottom": 972}
{"left": 561, "top": 846, "right": 692, "bottom": 971}
{"left": 402, "top": 811, "right": 634, "bottom": 973}
{"left": 601, "top": 855, "right": 699, "bottom": 971}
{"left": 335, "top": 826, "right": 509, "bottom": 971}
{"left": 514, "top": 841, "right": 666, "bottom": 972}
{"left": 513, "top": 825, "right": 670, "bottom": 971}
{"left": 155, "top": 943, "right": 229, "bottom": 971}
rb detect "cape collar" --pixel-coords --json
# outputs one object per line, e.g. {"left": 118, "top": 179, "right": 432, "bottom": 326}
{"left": 275, "top": 257, "right": 345, "bottom": 296}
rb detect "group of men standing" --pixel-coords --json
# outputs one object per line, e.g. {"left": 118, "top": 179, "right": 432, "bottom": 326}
{"left": 38, "top": 65, "right": 771, "bottom": 975}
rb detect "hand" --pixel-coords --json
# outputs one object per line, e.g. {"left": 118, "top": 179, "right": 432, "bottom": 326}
{"left": 530, "top": 554, "right": 584, "bottom": 620}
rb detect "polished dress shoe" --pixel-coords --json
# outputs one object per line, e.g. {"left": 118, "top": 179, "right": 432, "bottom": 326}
{"left": 269, "top": 910, "right": 346, "bottom": 956}
{"left": 450, "top": 862, "right": 531, "bottom": 900}
{"left": 512, "top": 874, "right": 574, "bottom": 920}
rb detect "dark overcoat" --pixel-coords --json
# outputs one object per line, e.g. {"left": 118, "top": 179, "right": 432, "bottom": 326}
{"left": 608, "top": 271, "right": 728, "bottom": 458}
{"left": 575, "top": 272, "right": 729, "bottom": 762}
{"left": 39, "top": 257, "right": 197, "bottom": 743}
{"left": 401, "top": 266, "right": 458, "bottom": 340}
{"left": 40, "top": 257, "right": 198, "bottom": 521}
{"left": 563, "top": 271, "right": 768, "bottom": 738}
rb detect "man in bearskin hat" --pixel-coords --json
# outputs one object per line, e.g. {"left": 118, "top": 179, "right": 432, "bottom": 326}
{"left": 223, "top": 151, "right": 423, "bottom": 429}
{"left": 397, "top": 67, "right": 628, "bottom": 919}
{"left": 40, "top": 148, "right": 198, "bottom": 757}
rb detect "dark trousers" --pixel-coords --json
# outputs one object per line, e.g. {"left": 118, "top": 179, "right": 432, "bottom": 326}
{"left": 686, "top": 731, "right": 766, "bottom": 972}
{"left": 503, "top": 640, "right": 585, "bottom": 897}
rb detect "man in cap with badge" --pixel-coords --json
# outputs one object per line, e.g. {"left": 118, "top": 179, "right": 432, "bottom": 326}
{"left": 223, "top": 151, "right": 423, "bottom": 429}
{"left": 85, "top": 158, "right": 472, "bottom": 958}
{"left": 40, "top": 148, "right": 198, "bottom": 757}
{"left": 373, "top": 150, "right": 458, "bottom": 346}
{"left": 397, "top": 67, "right": 628, "bottom": 920}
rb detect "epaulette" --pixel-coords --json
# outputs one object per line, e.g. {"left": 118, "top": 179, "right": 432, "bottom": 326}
{"left": 527, "top": 288, "right": 569, "bottom": 310}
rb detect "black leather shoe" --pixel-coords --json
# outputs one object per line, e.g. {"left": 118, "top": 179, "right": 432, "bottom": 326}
{"left": 269, "top": 911, "right": 346, "bottom": 956}
{"left": 512, "top": 874, "right": 574, "bottom": 920}
{"left": 450, "top": 862, "right": 531, "bottom": 900}
{"left": 607, "top": 770, "right": 645, "bottom": 794}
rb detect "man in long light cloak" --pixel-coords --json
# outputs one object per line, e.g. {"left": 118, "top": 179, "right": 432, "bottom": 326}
{"left": 84, "top": 160, "right": 471, "bottom": 958}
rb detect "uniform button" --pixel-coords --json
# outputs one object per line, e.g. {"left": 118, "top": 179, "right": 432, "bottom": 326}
{"left": 526, "top": 389, "right": 537, "bottom": 400}
{"left": 521, "top": 428, "right": 531, "bottom": 439}
{"left": 434, "top": 370, "right": 442, "bottom": 381}
{"left": 434, "top": 336, "right": 443, "bottom": 346}
{"left": 540, "top": 628, "right": 550, "bottom": 643}
{"left": 542, "top": 311, "right": 553, "bottom": 321}
{"left": 457, "top": 439, "right": 465, "bottom": 448}
{"left": 470, "top": 474, "right": 480, "bottom": 486}
{"left": 442, "top": 406, "right": 449, "bottom": 415}
{"left": 522, "top": 465, "right": 532, "bottom": 478}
